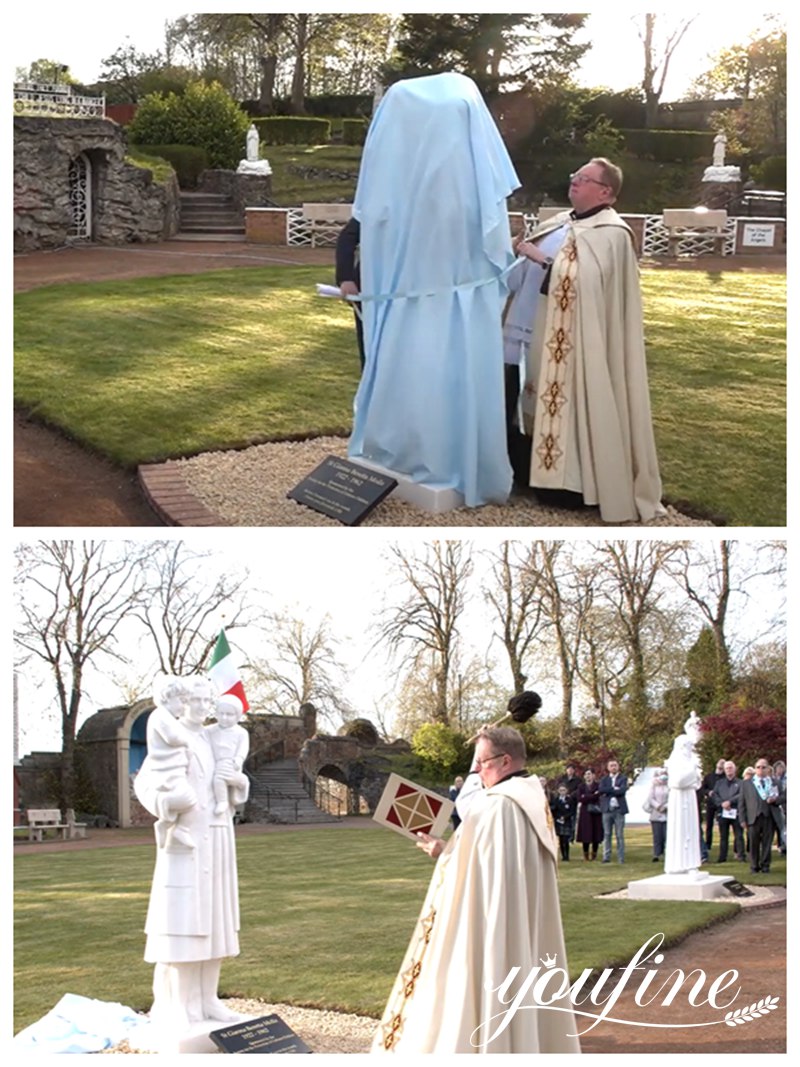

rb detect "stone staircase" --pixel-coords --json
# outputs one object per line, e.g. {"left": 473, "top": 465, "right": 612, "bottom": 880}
{"left": 244, "top": 757, "right": 340, "bottom": 825}
{"left": 178, "top": 191, "right": 245, "bottom": 238}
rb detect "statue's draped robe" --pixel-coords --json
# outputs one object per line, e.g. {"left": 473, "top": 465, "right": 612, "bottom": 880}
{"left": 372, "top": 776, "right": 581, "bottom": 1054}
{"left": 520, "top": 209, "right": 663, "bottom": 523}
{"left": 135, "top": 727, "right": 248, "bottom": 962}
{"left": 348, "top": 72, "right": 520, "bottom": 507}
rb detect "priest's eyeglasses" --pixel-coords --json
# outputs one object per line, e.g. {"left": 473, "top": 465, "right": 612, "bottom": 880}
{"left": 475, "top": 753, "right": 506, "bottom": 768}
{"left": 569, "top": 172, "right": 609, "bottom": 187}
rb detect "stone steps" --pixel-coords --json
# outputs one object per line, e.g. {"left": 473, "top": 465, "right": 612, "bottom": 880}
{"left": 179, "top": 192, "right": 244, "bottom": 236}
{"left": 245, "top": 757, "right": 339, "bottom": 825}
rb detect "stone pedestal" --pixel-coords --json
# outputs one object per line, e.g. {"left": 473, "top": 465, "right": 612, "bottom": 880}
{"left": 701, "top": 166, "right": 742, "bottom": 209}
{"left": 349, "top": 457, "right": 465, "bottom": 513}
{"left": 627, "top": 870, "right": 731, "bottom": 901}
{"left": 131, "top": 1014, "right": 255, "bottom": 1053}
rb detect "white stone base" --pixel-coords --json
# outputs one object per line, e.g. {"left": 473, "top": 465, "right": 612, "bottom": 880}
{"left": 237, "top": 160, "right": 272, "bottom": 176}
{"left": 627, "top": 871, "right": 732, "bottom": 901}
{"left": 351, "top": 458, "right": 465, "bottom": 513}
{"left": 131, "top": 1014, "right": 256, "bottom": 1053}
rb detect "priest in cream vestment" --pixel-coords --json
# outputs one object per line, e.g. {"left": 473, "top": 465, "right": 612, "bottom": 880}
{"left": 515, "top": 158, "right": 663, "bottom": 524}
{"left": 372, "top": 727, "right": 580, "bottom": 1054}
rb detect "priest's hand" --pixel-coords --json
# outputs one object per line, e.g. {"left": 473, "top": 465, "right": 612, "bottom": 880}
{"left": 415, "top": 832, "right": 444, "bottom": 858}
{"left": 340, "top": 280, "right": 360, "bottom": 300}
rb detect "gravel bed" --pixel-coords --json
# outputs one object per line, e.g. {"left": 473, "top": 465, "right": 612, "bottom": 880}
{"left": 106, "top": 1000, "right": 376, "bottom": 1054}
{"left": 176, "top": 436, "right": 714, "bottom": 527}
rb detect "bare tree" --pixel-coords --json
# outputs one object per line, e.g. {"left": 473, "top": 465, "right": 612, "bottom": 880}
{"left": 536, "top": 543, "right": 599, "bottom": 753}
{"left": 636, "top": 13, "right": 697, "bottom": 126}
{"left": 592, "top": 540, "right": 685, "bottom": 742}
{"left": 482, "top": 541, "right": 547, "bottom": 694}
{"left": 375, "top": 541, "right": 473, "bottom": 725}
{"left": 14, "top": 541, "right": 150, "bottom": 810}
{"left": 246, "top": 611, "right": 352, "bottom": 727}
{"left": 129, "top": 541, "right": 256, "bottom": 677}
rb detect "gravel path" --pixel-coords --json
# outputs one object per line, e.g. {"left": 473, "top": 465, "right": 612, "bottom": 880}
{"left": 176, "top": 435, "right": 714, "bottom": 527}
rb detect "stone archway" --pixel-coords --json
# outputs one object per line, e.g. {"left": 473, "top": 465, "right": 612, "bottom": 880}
{"left": 68, "top": 152, "right": 92, "bottom": 239}
{"left": 314, "top": 762, "right": 360, "bottom": 816}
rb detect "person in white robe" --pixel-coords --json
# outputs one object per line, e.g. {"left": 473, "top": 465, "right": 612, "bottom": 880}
{"left": 372, "top": 726, "right": 580, "bottom": 1054}
{"left": 517, "top": 158, "right": 664, "bottom": 523}
{"left": 348, "top": 72, "right": 520, "bottom": 507}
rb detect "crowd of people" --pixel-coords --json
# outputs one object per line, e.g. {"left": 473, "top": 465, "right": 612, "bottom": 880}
{"left": 460, "top": 756, "right": 788, "bottom": 870}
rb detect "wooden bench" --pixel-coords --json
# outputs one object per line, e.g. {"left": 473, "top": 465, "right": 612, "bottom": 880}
{"left": 661, "top": 208, "right": 728, "bottom": 257}
{"left": 26, "top": 808, "right": 69, "bottom": 842}
{"left": 301, "top": 202, "right": 353, "bottom": 247}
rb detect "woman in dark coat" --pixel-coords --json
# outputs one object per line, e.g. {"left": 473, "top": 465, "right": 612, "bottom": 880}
{"left": 575, "top": 767, "right": 604, "bottom": 860}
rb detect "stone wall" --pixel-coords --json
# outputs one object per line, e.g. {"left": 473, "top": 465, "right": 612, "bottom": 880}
{"left": 198, "top": 168, "right": 274, "bottom": 212}
{"left": 14, "top": 115, "right": 180, "bottom": 252}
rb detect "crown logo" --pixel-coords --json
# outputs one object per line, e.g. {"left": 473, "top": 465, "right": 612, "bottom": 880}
{"left": 540, "top": 953, "right": 557, "bottom": 968}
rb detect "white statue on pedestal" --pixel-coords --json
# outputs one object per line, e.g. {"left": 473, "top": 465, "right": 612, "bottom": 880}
{"left": 703, "top": 130, "right": 740, "bottom": 183}
{"left": 663, "top": 712, "right": 703, "bottom": 874}
{"left": 134, "top": 675, "right": 250, "bottom": 1048}
{"left": 238, "top": 122, "right": 272, "bottom": 176}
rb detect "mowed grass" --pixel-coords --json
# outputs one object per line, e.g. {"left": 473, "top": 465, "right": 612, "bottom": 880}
{"left": 14, "top": 823, "right": 781, "bottom": 1035}
{"left": 642, "top": 270, "right": 786, "bottom": 526}
{"left": 14, "top": 266, "right": 785, "bottom": 524}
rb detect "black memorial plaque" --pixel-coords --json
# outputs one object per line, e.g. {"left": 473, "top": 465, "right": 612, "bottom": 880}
{"left": 722, "top": 878, "right": 755, "bottom": 897}
{"left": 287, "top": 455, "right": 397, "bottom": 526}
{"left": 210, "top": 1013, "right": 312, "bottom": 1054}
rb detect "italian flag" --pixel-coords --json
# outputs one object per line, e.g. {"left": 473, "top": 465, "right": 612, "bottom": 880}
{"left": 208, "top": 628, "right": 250, "bottom": 712}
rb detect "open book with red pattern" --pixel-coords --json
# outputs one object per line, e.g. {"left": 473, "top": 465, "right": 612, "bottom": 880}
{"left": 373, "top": 773, "right": 454, "bottom": 841}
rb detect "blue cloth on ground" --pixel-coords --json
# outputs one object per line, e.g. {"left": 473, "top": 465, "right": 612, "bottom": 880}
{"left": 348, "top": 72, "right": 521, "bottom": 507}
{"left": 13, "top": 992, "right": 146, "bottom": 1053}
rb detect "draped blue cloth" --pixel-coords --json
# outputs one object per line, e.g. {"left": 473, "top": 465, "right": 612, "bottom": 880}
{"left": 348, "top": 72, "right": 520, "bottom": 506}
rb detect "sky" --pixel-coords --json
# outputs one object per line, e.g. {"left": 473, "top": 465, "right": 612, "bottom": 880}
{"left": 13, "top": 535, "right": 786, "bottom": 759}
{"left": 8, "top": 7, "right": 782, "bottom": 99}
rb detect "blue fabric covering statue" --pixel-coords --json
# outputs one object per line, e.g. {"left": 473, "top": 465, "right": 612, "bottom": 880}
{"left": 347, "top": 72, "right": 520, "bottom": 507}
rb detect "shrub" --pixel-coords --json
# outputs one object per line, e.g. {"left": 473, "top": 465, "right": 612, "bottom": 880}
{"left": 128, "top": 80, "right": 249, "bottom": 170}
{"left": 411, "top": 722, "right": 469, "bottom": 779}
{"left": 750, "top": 155, "right": 786, "bottom": 191}
{"left": 130, "top": 143, "right": 208, "bottom": 188}
{"left": 342, "top": 118, "right": 368, "bottom": 146}
{"left": 697, "top": 704, "right": 786, "bottom": 771}
{"left": 255, "top": 116, "right": 331, "bottom": 146}
{"left": 621, "top": 129, "right": 714, "bottom": 163}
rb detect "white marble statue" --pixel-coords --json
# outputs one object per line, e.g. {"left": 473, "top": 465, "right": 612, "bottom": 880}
{"left": 208, "top": 694, "right": 250, "bottom": 815}
{"left": 246, "top": 123, "right": 260, "bottom": 162}
{"left": 713, "top": 131, "right": 726, "bottom": 167}
{"left": 135, "top": 675, "right": 250, "bottom": 1043}
{"left": 663, "top": 712, "right": 703, "bottom": 874}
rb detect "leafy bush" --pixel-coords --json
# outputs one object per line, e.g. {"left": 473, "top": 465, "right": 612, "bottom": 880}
{"left": 411, "top": 722, "right": 469, "bottom": 779}
{"left": 129, "top": 144, "right": 208, "bottom": 188}
{"left": 255, "top": 117, "right": 331, "bottom": 146}
{"left": 697, "top": 704, "right": 786, "bottom": 771}
{"left": 342, "top": 118, "right": 368, "bottom": 146}
{"left": 128, "top": 80, "right": 249, "bottom": 170}
{"left": 750, "top": 155, "right": 786, "bottom": 191}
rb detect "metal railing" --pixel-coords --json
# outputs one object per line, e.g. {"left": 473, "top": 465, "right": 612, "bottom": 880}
{"left": 14, "top": 82, "right": 105, "bottom": 118}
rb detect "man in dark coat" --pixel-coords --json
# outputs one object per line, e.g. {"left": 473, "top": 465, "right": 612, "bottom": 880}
{"left": 701, "top": 758, "right": 726, "bottom": 852}
{"left": 335, "top": 217, "right": 364, "bottom": 368}
{"left": 598, "top": 759, "right": 628, "bottom": 863}
{"left": 740, "top": 758, "right": 780, "bottom": 873}
{"left": 712, "top": 760, "right": 745, "bottom": 863}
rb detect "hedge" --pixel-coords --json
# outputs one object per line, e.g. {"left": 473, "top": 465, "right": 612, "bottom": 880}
{"left": 621, "top": 129, "right": 715, "bottom": 164}
{"left": 342, "top": 119, "right": 368, "bottom": 146}
{"left": 254, "top": 116, "right": 331, "bottom": 145}
{"left": 131, "top": 143, "right": 208, "bottom": 189}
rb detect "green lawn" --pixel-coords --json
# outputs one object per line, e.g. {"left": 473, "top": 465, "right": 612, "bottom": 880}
{"left": 14, "top": 267, "right": 785, "bottom": 524}
{"left": 14, "top": 823, "right": 782, "bottom": 1034}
